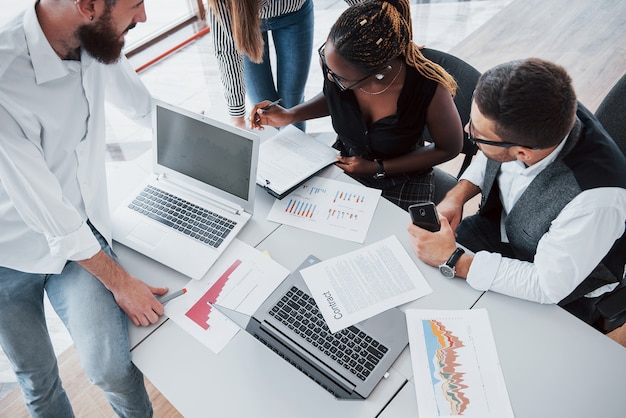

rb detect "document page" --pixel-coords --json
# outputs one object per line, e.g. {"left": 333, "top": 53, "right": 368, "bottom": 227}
{"left": 165, "top": 239, "right": 289, "bottom": 353}
{"left": 267, "top": 176, "right": 381, "bottom": 243}
{"left": 406, "top": 309, "right": 514, "bottom": 418}
{"left": 300, "top": 235, "right": 432, "bottom": 333}
{"left": 256, "top": 125, "right": 339, "bottom": 196}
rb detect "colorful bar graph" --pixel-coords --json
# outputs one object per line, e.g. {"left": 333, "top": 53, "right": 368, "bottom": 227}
{"left": 327, "top": 208, "right": 358, "bottom": 221}
{"left": 333, "top": 190, "right": 365, "bottom": 203}
{"left": 284, "top": 199, "right": 316, "bottom": 218}
{"left": 302, "top": 184, "right": 327, "bottom": 195}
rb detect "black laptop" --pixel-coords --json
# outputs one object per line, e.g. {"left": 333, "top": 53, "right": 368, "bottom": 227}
{"left": 215, "top": 255, "right": 408, "bottom": 399}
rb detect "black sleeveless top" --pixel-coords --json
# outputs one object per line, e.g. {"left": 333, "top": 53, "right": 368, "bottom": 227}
{"left": 324, "top": 64, "right": 438, "bottom": 161}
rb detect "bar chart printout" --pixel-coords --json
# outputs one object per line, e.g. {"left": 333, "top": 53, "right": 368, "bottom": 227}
{"left": 166, "top": 239, "right": 289, "bottom": 353}
{"left": 267, "top": 176, "right": 381, "bottom": 243}
{"left": 406, "top": 309, "right": 514, "bottom": 418}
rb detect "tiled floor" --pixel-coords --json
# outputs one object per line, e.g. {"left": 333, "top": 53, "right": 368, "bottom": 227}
{"left": 0, "top": 0, "right": 512, "bottom": 402}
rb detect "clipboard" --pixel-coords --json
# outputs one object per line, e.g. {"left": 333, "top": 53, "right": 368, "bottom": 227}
{"left": 256, "top": 126, "right": 339, "bottom": 199}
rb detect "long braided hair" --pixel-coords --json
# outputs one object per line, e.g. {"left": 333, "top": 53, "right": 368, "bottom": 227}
{"left": 329, "top": 0, "right": 457, "bottom": 95}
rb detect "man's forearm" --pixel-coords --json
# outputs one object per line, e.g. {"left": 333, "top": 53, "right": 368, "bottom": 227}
{"left": 77, "top": 249, "right": 127, "bottom": 292}
{"left": 445, "top": 179, "right": 481, "bottom": 206}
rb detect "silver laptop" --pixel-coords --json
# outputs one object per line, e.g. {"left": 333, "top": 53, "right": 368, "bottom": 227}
{"left": 112, "top": 100, "right": 259, "bottom": 280}
{"left": 215, "top": 255, "right": 408, "bottom": 399}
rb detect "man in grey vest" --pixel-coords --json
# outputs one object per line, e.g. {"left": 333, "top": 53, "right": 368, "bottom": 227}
{"left": 408, "top": 58, "right": 626, "bottom": 327}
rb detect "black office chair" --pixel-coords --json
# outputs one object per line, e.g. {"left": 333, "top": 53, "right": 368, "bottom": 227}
{"left": 419, "top": 48, "right": 481, "bottom": 204}
{"left": 595, "top": 72, "right": 626, "bottom": 155}
{"left": 593, "top": 72, "right": 626, "bottom": 333}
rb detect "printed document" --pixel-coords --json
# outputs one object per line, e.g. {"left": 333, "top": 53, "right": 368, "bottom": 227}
{"left": 406, "top": 309, "right": 514, "bottom": 418}
{"left": 267, "top": 175, "right": 382, "bottom": 243}
{"left": 165, "top": 239, "right": 289, "bottom": 353}
{"left": 300, "top": 235, "right": 432, "bottom": 333}
{"left": 256, "top": 125, "right": 339, "bottom": 198}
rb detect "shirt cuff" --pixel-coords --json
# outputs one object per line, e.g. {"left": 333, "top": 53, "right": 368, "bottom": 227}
{"left": 466, "top": 250, "right": 502, "bottom": 291}
{"left": 228, "top": 104, "right": 246, "bottom": 118}
{"left": 46, "top": 222, "right": 102, "bottom": 261}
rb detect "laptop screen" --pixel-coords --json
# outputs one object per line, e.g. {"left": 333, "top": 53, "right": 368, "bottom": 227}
{"left": 155, "top": 103, "right": 257, "bottom": 203}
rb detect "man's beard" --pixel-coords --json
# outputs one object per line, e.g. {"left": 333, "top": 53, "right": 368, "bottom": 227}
{"left": 77, "top": 10, "right": 134, "bottom": 64}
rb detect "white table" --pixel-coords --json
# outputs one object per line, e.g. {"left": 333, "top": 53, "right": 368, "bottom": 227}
{"left": 110, "top": 150, "right": 625, "bottom": 418}
{"left": 109, "top": 155, "right": 483, "bottom": 416}
{"left": 379, "top": 291, "right": 626, "bottom": 418}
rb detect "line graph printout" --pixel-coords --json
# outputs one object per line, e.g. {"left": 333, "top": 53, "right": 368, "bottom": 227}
{"left": 166, "top": 239, "right": 289, "bottom": 353}
{"left": 267, "top": 176, "right": 381, "bottom": 243}
{"left": 406, "top": 309, "right": 514, "bottom": 418}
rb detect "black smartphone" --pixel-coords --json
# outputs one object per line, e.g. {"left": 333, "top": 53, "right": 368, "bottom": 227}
{"left": 408, "top": 202, "right": 441, "bottom": 232}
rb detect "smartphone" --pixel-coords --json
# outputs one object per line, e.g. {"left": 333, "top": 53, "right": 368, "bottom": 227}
{"left": 408, "top": 202, "right": 441, "bottom": 232}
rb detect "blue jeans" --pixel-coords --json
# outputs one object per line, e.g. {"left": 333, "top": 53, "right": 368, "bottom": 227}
{"left": 0, "top": 228, "right": 152, "bottom": 418}
{"left": 244, "top": 0, "right": 314, "bottom": 131}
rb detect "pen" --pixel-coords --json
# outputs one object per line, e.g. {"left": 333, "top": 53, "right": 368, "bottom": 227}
{"left": 261, "top": 98, "right": 282, "bottom": 110}
{"left": 158, "top": 288, "right": 187, "bottom": 304}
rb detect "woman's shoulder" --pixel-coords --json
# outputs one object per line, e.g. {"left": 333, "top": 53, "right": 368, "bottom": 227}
{"left": 402, "top": 63, "right": 439, "bottom": 102}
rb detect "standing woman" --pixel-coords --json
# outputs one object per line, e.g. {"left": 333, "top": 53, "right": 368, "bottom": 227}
{"left": 252, "top": 0, "right": 463, "bottom": 210}
{"left": 207, "top": 0, "right": 317, "bottom": 130}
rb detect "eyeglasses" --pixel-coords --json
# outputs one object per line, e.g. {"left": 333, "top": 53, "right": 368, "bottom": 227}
{"left": 318, "top": 43, "right": 371, "bottom": 91}
{"left": 467, "top": 118, "right": 541, "bottom": 149}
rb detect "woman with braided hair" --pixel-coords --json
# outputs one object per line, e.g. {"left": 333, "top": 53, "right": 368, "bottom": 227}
{"left": 251, "top": 0, "right": 463, "bottom": 210}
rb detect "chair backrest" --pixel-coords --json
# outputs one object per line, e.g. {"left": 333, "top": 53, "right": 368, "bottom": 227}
{"left": 593, "top": 72, "right": 626, "bottom": 333}
{"left": 421, "top": 48, "right": 481, "bottom": 178}
{"left": 595, "top": 72, "right": 626, "bottom": 157}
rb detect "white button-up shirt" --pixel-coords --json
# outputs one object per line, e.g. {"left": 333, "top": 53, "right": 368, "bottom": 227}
{"left": 0, "top": 5, "right": 152, "bottom": 273}
{"left": 461, "top": 147, "right": 626, "bottom": 304}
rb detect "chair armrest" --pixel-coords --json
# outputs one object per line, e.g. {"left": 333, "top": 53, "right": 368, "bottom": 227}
{"left": 596, "top": 285, "right": 626, "bottom": 333}
{"left": 432, "top": 167, "right": 458, "bottom": 205}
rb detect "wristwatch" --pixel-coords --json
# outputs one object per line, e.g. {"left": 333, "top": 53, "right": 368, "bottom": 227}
{"left": 438, "top": 248, "right": 465, "bottom": 278}
{"left": 373, "top": 159, "right": 385, "bottom": 179}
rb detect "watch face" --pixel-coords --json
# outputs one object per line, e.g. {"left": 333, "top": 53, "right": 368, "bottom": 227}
{"left": 439, "top": 264, "right": 455, "bottom": 278}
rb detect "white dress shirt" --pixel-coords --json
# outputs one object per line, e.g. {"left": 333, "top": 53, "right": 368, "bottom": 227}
{"left": 0, "top": 6, "right": 152, "bottom": 273}
{"left": 460, "top": 148, "right": 626, "bottom": 304}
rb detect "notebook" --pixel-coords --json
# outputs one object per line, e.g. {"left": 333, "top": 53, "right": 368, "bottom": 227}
{"left": 256, "top": 126, "right": 338, "bottom": 199}
{"left": 111, "top": 100, "right": 260, "bottom": 280}
{"left": 215, "top": 255, "right": 408, "bottom": 399}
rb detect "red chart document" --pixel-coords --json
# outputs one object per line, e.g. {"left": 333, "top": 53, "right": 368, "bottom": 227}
{"left": 166, "top": 239, "right": 289, "bottom": 353}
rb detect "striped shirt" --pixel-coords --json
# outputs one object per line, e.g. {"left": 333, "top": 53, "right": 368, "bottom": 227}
{"left": 208, "top": 0, "right": 360, "bottom": 117}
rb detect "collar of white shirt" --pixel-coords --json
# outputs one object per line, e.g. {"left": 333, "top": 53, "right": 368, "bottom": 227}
{"left": 24, "top": 4, "right": 95, "bottom": 85}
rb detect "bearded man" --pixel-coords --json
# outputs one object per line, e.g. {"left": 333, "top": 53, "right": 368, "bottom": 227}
{"left": 0, "top": 1, "right": 170, "bottom": 416}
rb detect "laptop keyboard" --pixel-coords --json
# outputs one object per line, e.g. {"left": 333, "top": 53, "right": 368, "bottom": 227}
{"left": 269, "top": 285, "right": 388, "bottom": 382}
{"left": 128, "top": 185, "right": 236, "bottom": 248}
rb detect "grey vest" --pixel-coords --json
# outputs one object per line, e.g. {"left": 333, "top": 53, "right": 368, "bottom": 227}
{"left": 480, "top": 106, "right": 626, "bottom": 305}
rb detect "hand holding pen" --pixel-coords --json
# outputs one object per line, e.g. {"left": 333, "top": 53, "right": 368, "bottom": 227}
{"left": 250, "top": 98, "right": 285, "bottom": 129}
{"left": 158, "top": 288, "right": 187, "bottom": 305}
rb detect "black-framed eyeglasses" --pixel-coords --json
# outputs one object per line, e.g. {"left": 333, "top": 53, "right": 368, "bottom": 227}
{"left": 468, "top": 118, "right": 541, "bottom": 149}
{"left": 318, "top": 42, "right": 371, "bottom": 91}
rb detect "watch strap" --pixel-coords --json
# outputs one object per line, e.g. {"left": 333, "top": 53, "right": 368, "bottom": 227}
{"left": 446, "top": 247, "right": 465, "bottom": 268}
{"left": 373, "top": 159, "right": 385, "bottom": 179}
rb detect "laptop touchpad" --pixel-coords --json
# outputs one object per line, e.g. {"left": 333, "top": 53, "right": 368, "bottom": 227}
{"left": 128, "top": 223, "right": 167, "bottom": 248}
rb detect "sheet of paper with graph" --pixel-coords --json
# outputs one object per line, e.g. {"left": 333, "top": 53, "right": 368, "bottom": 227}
{"left": 406, "top": 309, "right": 514, "bottom": 418}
